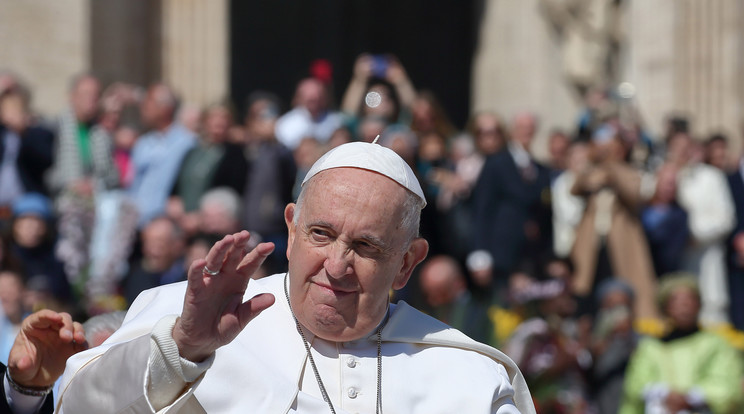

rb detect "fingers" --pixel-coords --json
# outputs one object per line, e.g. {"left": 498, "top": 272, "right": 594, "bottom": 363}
{"left": 237, "top": 293, "right": 275, "bottom": 329}
{"left": 187, "top": 258, "right": 208, "bottom": 284}
{"left": 201, "top": 233, "right": 237, "bottom": 277}
{"left": 236, "top": 242, "right": 275, "bottom": 276}
{"left": 189, "top": 232, "right": 272, "bottom": 284}
{"left": 196, "top": 231, "right": 252, "bottom": 279}
{"left": 222, "top": 231, "right": 252, "bottom": 272}
{"left": 25, "top": 309, "right": 63, "bottom": 330}
{"left": 71, "top": 321, "right": 88, "bottom": 351}
{"left": 30, "top": 311, "right": 84, "bottom": 348}
{"left": 21, "top": 310, "right": 74, "bottom": 342}
{"left": 58, "top": 312, "right": 75, "bottom": 341}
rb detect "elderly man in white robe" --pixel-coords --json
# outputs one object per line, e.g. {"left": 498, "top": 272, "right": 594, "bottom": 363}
{"left": 55, "top": 141, "right": 534, "bottom": 414}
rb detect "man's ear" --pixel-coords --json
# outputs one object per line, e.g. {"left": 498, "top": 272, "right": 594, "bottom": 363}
{"left": 392, "top": 238, "right": 429, "bottom": 290}
{"left": 284, "top": 203, "right": 296, "bottom": 260}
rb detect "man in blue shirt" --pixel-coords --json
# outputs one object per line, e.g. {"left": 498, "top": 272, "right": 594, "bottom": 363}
{"left": 129, "top": 83, "right": 196, "bottom": 227}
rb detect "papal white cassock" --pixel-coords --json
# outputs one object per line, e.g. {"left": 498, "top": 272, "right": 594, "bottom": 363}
{"left": 56, "top": 274, "right": 535, "bottom": 413}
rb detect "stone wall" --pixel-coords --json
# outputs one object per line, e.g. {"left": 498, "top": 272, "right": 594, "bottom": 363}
{"left": 1, "top": 0, "right": 742, "bottom": 152}
{"left": 472, "top": 0, "right": 581, "bottom": 160}
{"left": 0, "top": 0, "right": 228, "bottom": 119}
{"left": 161, "top": 0, "right": 229, "bottom": 108}
{"left": 626, "top": 0, "right": 744, "bottom": 142}
{"left": 473, "top": 0, "right": 744, "bottom": 154}
{"left": 0, "top": 0, "right": 90, "bottom": 117}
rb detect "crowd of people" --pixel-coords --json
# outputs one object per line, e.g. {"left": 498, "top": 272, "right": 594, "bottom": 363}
{"left": 1, "top": 52, "right": 744, "bottom": 413}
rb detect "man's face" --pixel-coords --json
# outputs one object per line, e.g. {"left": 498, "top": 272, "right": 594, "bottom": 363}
{"left": 13, "top": 215, "right": 47, "bottom": 248}
{"left": 204, "top": 107, "right": 231, "bottom": 143}
{"left": 142, "top": 219, "right": 181, "bottom": 271}
{"left": 548, "top": 132, "right": 569, "bottom": 165}
{"left": 665, "top": 287, "right": 700, "bottom": 330}
{"left": 706, "top": 140, "right": 728, "bottom": 169}
{"left": 140, "top": 85, "right": 173, "bottom": 129}
{"left": 0, "top": 94, "right": 28, "bottom": 132}
{"left": 474, "top": 114, "right": 504, "bottom": 155}
{"left": 246, "top": 100, "right": 277, "bottom": 141}
{"left": 666, "top": 133, "right": 692, "bottom": 165}
{"left": 511, "top": 114, "right": 536, "bottom": 149}
{"left": 296, "top": 79, "right": 326, "bottom": 118}
{"left": 285, "top": 168, "right": 427, "bottom": 342}
{"left": 199, "top": 203, "right": 238, "bottom": 235}
{"left": 71, "top": 77, "right": 101, "bottom": 123}
{"left": 420, "top": 260, "right": 461, "bottom": 308}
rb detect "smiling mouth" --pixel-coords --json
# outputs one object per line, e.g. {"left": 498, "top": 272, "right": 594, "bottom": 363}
{"left": 314, "top": 281, "right": 356, "bottom": 296}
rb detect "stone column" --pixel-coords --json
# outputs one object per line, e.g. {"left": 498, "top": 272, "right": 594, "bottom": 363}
{"left": 620, "top": 0, "right": 743, "bottom": 145}
{"left": 471, "top": 0, "right": 580, "bottom": 160}
{"left": 91, "top": 0, "right": 161, "bottom": 87}
{"left": 0, "top": 0, "right": 91, "bottom": 116}
{"left": 161, "top": 0, "right": 229, "bottom": 107}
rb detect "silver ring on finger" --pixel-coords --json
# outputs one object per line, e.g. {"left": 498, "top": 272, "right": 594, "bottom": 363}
{"left": 203, "top": 265, "right": 220, "bottom": 276}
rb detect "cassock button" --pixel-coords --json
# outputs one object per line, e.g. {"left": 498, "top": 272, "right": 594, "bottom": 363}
{"left": 347, "top": 387, "right": 358, "bottom": 399}
{"left": 346, "top": 357, "right": 357, "bottom": 368}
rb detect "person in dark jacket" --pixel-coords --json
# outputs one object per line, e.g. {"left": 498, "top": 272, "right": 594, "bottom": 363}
{"left": 0, "top": 89, "right": 54, "bottom": 212}
{"left": 213, "top": 92, "right": 296, "bottom": 274}
{"left": 472, "top": 112, "right": 552, "bottom": 289}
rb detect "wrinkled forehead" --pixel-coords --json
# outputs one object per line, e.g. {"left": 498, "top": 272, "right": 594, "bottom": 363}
{"left": 299, "top": 168, "right": 412, "bottom": 244}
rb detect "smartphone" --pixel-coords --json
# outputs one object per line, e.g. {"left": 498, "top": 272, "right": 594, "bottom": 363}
{"left": 371, "top": 55, "right": 389, "bottom": 78}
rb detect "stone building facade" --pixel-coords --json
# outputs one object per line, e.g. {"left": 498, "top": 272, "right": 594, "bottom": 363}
{"left": 1, "top": 0, "right": 742, "bottom": 153}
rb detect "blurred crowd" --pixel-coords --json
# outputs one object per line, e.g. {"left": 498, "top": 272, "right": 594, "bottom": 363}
{"left": 1, "top": 53, "right": 744, "bottom": 413}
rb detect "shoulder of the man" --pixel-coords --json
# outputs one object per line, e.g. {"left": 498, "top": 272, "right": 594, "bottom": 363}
{"left": 485, "top": 149, "right": 511, "bottom": 165}
{"left": 22, "top": 125, "right": 55, "bottom": 142}
{"left": 131, "top": 131, "right": 156, "bottom": 151}
{"left": 383, "top": 300, "right": 505, "bottom": 358}
{"left": 384, "top": 301, "right": 536, "bottom": 414}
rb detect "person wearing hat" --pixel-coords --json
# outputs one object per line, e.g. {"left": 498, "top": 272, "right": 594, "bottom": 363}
{"left": 619, "top": 273, "right": 743, "bottom": 414}
{"left": 8, "top": 194, "right": 70, "bottom": 303}
{"left": 57, "top": 141, "right": 534, "bottom": 413}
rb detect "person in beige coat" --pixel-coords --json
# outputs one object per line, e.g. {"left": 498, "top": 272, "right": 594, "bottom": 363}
{"left": 570, "top": 125, "right": 658, "bottom": 320}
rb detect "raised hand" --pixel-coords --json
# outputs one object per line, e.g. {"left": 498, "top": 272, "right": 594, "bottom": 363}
{"left": 385, "top": 56, "right": 409, "bottom": 85}
{"left": 172, "top": 231, "right": 276, "bottom": 362}
{"left": 352, "top": 54, "right": 374, "bottom": 81}
{"left": 8, "top": 310, "right": 87, "bottom": 388}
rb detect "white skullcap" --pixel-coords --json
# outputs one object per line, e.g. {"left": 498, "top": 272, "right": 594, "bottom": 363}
{"left": 302, "top": 141, "right": 427, "bottom": 207}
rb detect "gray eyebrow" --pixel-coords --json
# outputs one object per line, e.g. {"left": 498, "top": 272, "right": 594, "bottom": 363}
{"left": 357, "top": 234, "right": 389, "bottom": 250}
{"left": 304, "top": 220, "right": 392, "bottom": 252}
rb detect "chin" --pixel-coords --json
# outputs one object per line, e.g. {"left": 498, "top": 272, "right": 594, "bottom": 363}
{"left": 306, "top": 305, "right": 346, "bottom": 333}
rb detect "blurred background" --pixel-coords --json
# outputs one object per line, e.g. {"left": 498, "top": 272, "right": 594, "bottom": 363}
{"left": 3, "top": 0, "right": 743, "bottom": 155}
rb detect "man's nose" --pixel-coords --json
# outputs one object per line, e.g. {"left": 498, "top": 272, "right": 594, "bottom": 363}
{"left": 324, "top": 242, "right": 353, "bottom": 279}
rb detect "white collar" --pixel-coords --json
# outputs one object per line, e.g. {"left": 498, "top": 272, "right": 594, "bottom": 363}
{"left": 508, "top": 141, "right": 532, "bottom": 169}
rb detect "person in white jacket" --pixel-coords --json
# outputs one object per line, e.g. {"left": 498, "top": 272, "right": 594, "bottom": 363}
{"left": 666, "top": 132, "right": 735, "bottom": 326}
{"left": 56, "top": 141, "right": 535, "bottom": 414}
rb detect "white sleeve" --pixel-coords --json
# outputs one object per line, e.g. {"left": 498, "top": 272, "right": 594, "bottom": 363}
{"left": 56, "top": 315, "right": 213, "bottom": 414}
{"left": 3, "top": 373, "right": 47, "bottom": 414}
{"left": 147, "top": 315, "right": 214, "bottom": 410}
{"left": 551, "top": 173, "right": 585, "bottom": 257}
